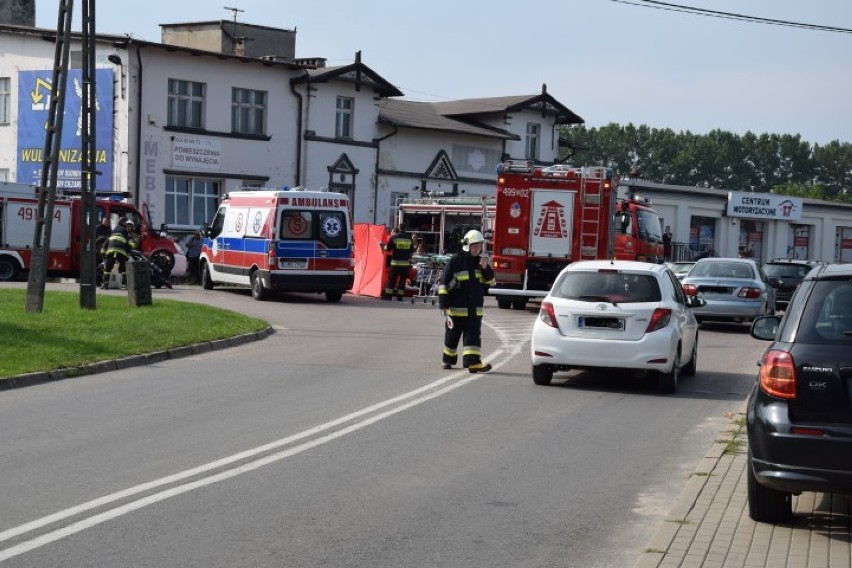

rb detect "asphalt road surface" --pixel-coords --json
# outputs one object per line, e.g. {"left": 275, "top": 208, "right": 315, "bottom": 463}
{"left": 0, "top": 283, "right": 763, "bottom": 567}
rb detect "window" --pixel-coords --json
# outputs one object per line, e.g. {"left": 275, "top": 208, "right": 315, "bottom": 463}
{"left": 0, "top": 77, "right": 10, "bottom": 124}
{"left": 0, "top": 169, "right": 8, "bottom": 182}
{"left": 525, "top": 123, "right": 540, "bottom": 160}
{"left": 231, "top": 88, "right": 266, "bottom": 135}
{"left": 165, "top": 176, "right": 220, "bottom": 226}
{"left": 335, "top": 96, "right": 353, "bottom": 139}
{"left": 167, "top": 79, "right": 205, "bottom": 128}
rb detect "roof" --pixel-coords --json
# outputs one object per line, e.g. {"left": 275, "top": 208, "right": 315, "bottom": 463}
{"left": 291, "top": 60, "right": 403, "bottom": 98}
{"left": 378, "top": 99, "right": 516, "bottom": 140}
{"left": 431, "top": 92, "right": 583, "bottom": 125}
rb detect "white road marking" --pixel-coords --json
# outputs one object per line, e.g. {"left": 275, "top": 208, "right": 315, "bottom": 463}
{"left": 0, "top": 318, "right": 530, "bottom": 562}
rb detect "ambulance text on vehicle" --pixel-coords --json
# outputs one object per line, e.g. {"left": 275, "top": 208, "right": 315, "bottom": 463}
{"left": 200, "top": 188, "right": 354, "bottom": 302}
{"left": 490, "top": 161, "right": 664, "bottom": 310}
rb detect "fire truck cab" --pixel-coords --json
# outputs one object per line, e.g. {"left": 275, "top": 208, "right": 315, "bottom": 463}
{"left": 490, "top": 161, "right": 663, "bottom": 310}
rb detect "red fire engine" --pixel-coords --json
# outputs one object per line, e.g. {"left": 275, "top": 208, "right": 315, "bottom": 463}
{"left": 490, "top": 161, "right": 664, "bottom": 310}
{"left": 0, "top": 182, "right": 185, "bottom": 282}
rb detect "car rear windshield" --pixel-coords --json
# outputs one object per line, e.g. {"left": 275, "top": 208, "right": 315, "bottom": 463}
{"left": 796, "top": 281, "right": 852, "bottom": 344}
{"left": 551, "top": 271, "right": 661, "bottom": 303}
{"left": 690, "top": 262, "right": 753, "bottom": 279}
{"left": 763, "top": 264, "right": 812, "bottom": 278}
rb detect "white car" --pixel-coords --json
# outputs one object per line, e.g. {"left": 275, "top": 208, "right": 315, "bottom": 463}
{"left": 530, "top": 260, "right": 706, "bottom": 393}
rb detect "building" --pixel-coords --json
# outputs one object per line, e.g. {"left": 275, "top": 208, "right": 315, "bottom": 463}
{"left": 0, "top": 15, "right": 577, "bottom": 233}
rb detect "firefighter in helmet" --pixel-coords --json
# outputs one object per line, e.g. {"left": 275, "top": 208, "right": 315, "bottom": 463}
{"left": 100, "top": 217, "right": 137, "bottom": 288}
{"left": 438, "top": 229, "right": 495, "bottom": 373}
{"left": 383, "top": 225, "right": 414, "bottom": 301}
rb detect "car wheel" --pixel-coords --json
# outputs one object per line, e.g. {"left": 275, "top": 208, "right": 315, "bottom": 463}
{"left": 747, "top": 452, "right": 792, "bottom": 523}
{"left": 325, "top": 290, "right": 343, "bottom": 303}
{"left": 200, "top": 261, "right": 214, "bottom": 290}
{"left": 512, "top": 299, "right": 527, "bottom": 310}
{"left": 0, "top": 255, "right": 21, "bottom": 281}
{"left": 497, "top": 297, "right": 512, "bottom": 310}
{"left": 656, "top": 348, "right": 679, "bottom": 393}
{"left": 682, "top": 334, "right": 698, "bottom": 377}
{"left": 532, "top": 364, "right": 553, "bottom": 386}
{"left": 250, "top": 271, "right": 269, "bottom": 301}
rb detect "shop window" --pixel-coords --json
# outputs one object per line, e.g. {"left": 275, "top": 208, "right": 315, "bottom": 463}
{"left": 165, "top": 176, "right": 220, "bottom": 227}
{"left": 787, "top": 224, "right": 811, "bottom": 260}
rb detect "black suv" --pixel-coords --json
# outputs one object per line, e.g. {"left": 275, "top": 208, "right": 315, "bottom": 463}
{"left": 746, "top": 263, "right": 852, "bottom": 522}
{"left": 762, "top": 259, "right": 822, "bottom": 310}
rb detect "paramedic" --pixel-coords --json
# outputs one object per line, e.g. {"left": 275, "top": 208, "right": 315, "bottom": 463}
{"left": 383, "top": 226, "right": 414, "bottom": 301}
{"left": 438, "top": 229, "right": 495, "bottom": 373}
{"left": 101, "top": 217, "right": 136, "bottom": 287}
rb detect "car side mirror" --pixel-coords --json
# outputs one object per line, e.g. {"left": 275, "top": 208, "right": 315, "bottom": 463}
{"left": 618, "top": 212, "right": 630, "bottom": 234}
{"left": 751, "top": 315, "right": 781, "bottom": 341}
{"left": 767, "top": 277, "right": 782, "bottom": 287}
{"left": 685, "top": 295, "right": 706, "bottom": 308}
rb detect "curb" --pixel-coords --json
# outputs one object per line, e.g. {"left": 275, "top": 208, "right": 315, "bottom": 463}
{"left": 634, "top": 406, "right": 747, "bottom": 568}
{"left": 0, "top": 326, "right": 274, "bottom": 391}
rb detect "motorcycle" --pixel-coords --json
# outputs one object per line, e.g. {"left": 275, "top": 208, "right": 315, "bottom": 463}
{"left": 97, "top": 250, "right": 173, "bottom": 289}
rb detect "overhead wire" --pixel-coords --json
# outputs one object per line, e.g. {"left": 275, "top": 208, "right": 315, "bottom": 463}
{"left": 611, "top": 0, "right": 852, "bottom": 34}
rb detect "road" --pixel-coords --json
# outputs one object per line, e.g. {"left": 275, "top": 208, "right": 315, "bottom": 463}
{"left": 0, "top": 284, "right": 763, "bottom": 567}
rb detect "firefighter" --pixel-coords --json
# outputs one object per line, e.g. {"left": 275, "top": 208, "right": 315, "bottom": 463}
{"left": 383, "top": 226, "right": 414, "bottom": 301}
{"left": 438, "top": 229, "right": 495, "bottom": 373}
{"left": 101, "top": 217, "right": 137, "bottom": 288}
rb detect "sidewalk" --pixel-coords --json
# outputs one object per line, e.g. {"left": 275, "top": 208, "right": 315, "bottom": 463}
{"left": 634, "top": 409, "right": 852, "bottom": 568}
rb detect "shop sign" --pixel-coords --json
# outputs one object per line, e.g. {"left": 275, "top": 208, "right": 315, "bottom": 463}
{"left": 727, "top": 192, "right": 802, "bottom": 221}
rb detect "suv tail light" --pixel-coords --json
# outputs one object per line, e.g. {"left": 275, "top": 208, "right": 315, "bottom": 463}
{"left": 645, "top": 308, "right": 672, "bottom": 332}
{"left": 738, "top": 287, "right": 762, "bottom": 299}
{"left": 758, "top": 349, "right": 797, "bottom": 399}
{"left": 539, "top": 301, "right": 559, "bottom": 328}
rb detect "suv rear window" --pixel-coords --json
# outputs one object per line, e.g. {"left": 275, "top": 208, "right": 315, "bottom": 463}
{"left": 797, "top": 281, "right": 852, "bottom": 344}
{"left": 551, "top": 271, "right": 661, "bottom": 303}
{"left": 764, "top": 264, "right": 813, "bottom": 278}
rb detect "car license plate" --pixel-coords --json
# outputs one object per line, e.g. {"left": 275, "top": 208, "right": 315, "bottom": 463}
{"left": 280, "top": 258, "right": 308, "bottom": 269}
{"left": 578, "top": 316, "right": 625, "bottom": 330}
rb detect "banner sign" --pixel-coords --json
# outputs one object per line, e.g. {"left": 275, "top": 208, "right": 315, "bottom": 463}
{"left": 726, "top": 191, "right": 802, "bottom": 221}
{"left": 16, "top": 69, "right": 114, "bottom": 190}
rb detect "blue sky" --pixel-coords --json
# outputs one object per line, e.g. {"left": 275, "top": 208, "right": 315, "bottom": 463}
{"left": 36, "top": 0, "right": 852, "bottom": 146}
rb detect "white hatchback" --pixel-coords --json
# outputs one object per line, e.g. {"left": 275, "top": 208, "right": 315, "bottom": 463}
{"left": 530, "top": 260, "right": 706, "bottom": 393}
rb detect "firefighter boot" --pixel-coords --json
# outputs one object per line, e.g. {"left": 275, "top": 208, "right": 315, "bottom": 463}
{"left": 468, "top": 362, "right": 492, "bottom": 374}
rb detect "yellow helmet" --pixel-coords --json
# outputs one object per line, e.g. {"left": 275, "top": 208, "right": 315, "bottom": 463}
{"left": 462, "top": 229, "right": 485, "bottom": 252}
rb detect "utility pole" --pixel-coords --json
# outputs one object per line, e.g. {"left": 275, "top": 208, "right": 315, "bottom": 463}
{"left": 224, "top": 6, "right": 244, "bottom": 55}
{"left": 25, "top": 0, "right": 73, "bottom": 313}
{"left": 79, "top": 0, "right": 97, "bottom": 308}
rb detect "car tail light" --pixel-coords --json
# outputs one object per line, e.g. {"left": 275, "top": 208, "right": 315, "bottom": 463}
{"left": 646, "top": 308, "right": 672, "bottom": 332}
{"left": 267, "top": 243, "right": 277, "bottom": 269}
{"left": 738, "top": 287, "right": 762, "bottom": 299}
{"left": 682, "top": 284, "right": 698, "bottom": 296}
{"left": 539, "top": 301, "right": 559, "bottom": 328}
{"left": 758, "top": 350, "right": 797, "bottom": 399}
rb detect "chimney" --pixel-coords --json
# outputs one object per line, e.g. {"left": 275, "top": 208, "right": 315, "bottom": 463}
{"left": 0, "top": 0, "right": 35, "bottom": 26}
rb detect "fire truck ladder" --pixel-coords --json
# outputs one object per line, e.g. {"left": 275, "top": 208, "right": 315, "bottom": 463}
{"left": 578, "top": 168, "right": 604, "bottom": 259}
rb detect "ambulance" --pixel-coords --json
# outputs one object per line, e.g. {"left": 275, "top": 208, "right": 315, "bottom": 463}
{"left": 200, "top": 188, "right": 355, "bottom": 302}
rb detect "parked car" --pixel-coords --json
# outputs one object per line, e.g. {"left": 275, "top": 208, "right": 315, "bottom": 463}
{"left": 530, "top": 260, "right": 706, "bottom": 393}
{"left": 762, "top": 258, "right": 823, "bottom": 311}
{"left": 746, "top": 263, "right": 852, "bottom": 522}
{"left": 666, "top": 261, "right": 696, "bottom": 281}
{"left": 681, "top": 258, "right": 775, "bottom": 324}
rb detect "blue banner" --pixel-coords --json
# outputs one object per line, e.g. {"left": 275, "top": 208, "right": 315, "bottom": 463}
{"left": 16, "top": 68, "right": 114, "bottom": 191}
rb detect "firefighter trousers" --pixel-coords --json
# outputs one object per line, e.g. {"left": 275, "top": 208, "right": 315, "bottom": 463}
{"left": 384, "top": 265, "right": 409, "bottom": 298}
{"left": 442, "top": 314, "right": 484, "bottom": 368}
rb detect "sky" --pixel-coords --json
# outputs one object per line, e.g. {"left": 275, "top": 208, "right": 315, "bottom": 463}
{"left": 35, "top": 0, "right": 852, "bottom": 146}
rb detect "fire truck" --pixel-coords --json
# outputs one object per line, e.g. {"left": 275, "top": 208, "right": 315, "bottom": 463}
{"left": 490, "top": 161, "right": 664, "bottom": 310}
{"left": 396, "top": 196, "right": 495, "bottom": 255}
{"left": 0, "top": 182, "right": 185, "bottom": 282}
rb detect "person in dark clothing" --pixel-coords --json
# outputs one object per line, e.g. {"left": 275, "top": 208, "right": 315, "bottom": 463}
{"left": 184, "top": 230, "right": 203, "bottom": 284}
{"left": 662, "top": 225, "right": 672, "bottom": 261}
{"left": 383, "top": 226, "right": 413, "bottom": 301}
{"left": 101, "top": 217, "right": 136, "bottom": 288}
{"left": 438, "top": 229, "right": 495, "bottom": 373}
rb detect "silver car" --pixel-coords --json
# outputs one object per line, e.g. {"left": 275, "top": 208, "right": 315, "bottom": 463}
{"left": 681, "top": 258, "right": 775, "bottom": 324}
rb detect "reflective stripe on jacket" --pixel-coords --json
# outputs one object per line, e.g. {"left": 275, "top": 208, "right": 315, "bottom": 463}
{"left": 437, "top": 251, "right": 495, "bottom": 316}
{"left": 102, "top": 228, "right": 136, "bottom": 258}
{"left": 385, "top": 233, "right": 413, "bottom": 267}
